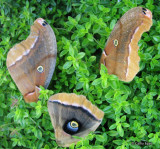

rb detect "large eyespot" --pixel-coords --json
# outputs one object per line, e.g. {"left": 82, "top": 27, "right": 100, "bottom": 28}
{"left": 63, "top": 119, "right": 80, "bottom": 135}
{"left": 142, "top": 8, "right": 147, "bottom": 15}
{"left": 42, "top": 21, "right": 48, "bottom": 26}
{"left": 113, "top": 39, "right": 118, "bottom": 47}
{"left": 37, "top": 65, "right": 44, "bottom": 73}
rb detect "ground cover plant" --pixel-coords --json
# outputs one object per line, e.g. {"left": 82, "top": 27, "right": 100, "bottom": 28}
{"left": 0, "top": 0, "right": 160, "bottom": 148}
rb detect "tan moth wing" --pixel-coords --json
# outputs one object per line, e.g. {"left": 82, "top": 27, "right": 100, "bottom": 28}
{"left": 100, "top": 7, "right": 152, "bottom": 82}
{"left": 7, "top": 18, "right": 57, "bottom": 102}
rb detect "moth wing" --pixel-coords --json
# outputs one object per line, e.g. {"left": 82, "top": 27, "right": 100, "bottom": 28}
{"left": 6, "top": 18, "right": 57, "bottom": 102}
{"left": 100, "top": 7, "right": 152, "bottom": 82}
{"left": 48, "top": 93, "right": 104, "bottom": 147}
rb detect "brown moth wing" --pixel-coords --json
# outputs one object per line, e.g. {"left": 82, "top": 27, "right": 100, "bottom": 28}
{"left": 48, "top": 93, "right": 104, "bottom": 147}
{"left": 6, "top": 18, "right": 57, "bottom": 102}
{"left": 100, "top": 7, "right": 152, "bottom": 82}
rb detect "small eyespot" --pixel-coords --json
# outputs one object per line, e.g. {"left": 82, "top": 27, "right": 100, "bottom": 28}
{"left": 142, "top": 8, "right": 147, "bottom": 11}
{"left": 44, "top": 21, "right": 48, "bottom": 25}
{"left": 142, "top": 8, "right": 147, "bottom": 15}
{"left": 42, "top": 21, "right": 48, "bottom": 26}
{"left": 142, "top": 11, "right": 146, "bottom": 15}
{"left": 37, "top": 66, "right": 44, "bottom": 73}
{"left": 42, "top": 23, "right": 46, "bottom": 26}
{"left": 114, "top": 39, "right": 118, "bottom": 46}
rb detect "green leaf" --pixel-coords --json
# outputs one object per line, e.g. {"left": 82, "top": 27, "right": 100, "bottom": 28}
{"left": 113, "top": 140, "right": 123, "bottom": 145}
{"left": 108, "top": 131, "right": 118, "bottom": 136}
{"left": 92, "top": 78, "right": 101, "bottom": 86}
{"left": 148, "top": 133, "right": 154, "bottom": 138}
{"left": 76, "top": 82, "right": 83, "bottom": 90}
{"left": 60, "top": 50, "right": 68, "bottom": 57}
{"left": 110, "top": 19, "right": 116, "bottom": 29}
{"left": 117, "top": 124, "right": 124, "bottom": 137}
{"left": 76, "top": 14, "right": 81, "bottom": 22}
{"left": 9, "top": 82, "right": 16, "bottom": 90}
{"left": 76, "top": 52, "right": 85, "bottom": 59}
{"left": 69, "top": 45, "right": 74, "bottom": 57}
{"left": 89, "top": 56, "right": 96, "bottom": 62}
{"left": 96, "top": 135, "right": 105, "bottom": 142}
{"left": 36, "top": 140, "right": 43, "bottom": 149}
{"left": 103, "top": 106, "right": 113, "bottom": 113}
{"left": 66, "top": 1, "right": 71, "bottom": 12}
{"left": 120, "top": 115, "right": 126, "bottom": 122}
{"left": 109, "top": 123, "right": 117, "bottom": 130}
{"left": 87, "top": 33, "right": 93, "bottom": 41}
{"left": 98, "top": 5, "right": 105, "bottom": 11}
{"left": 12, "top": 139, "right": 18, "bottom": 147}
{"left": 43, "top": 144, "right": 50, "bottom": 149}
{"left": 63, "top": 61, "right": 72, "bottom": 69}
{"left": 34, "top": 129, "right": 42, "bottom": 139}
{"left": 68, "top": 16, "right": 77, "bottom": 26}
{"left": 153, "top": 36, "right": 160, "bottom": 42}
{"left": 85, "top": 22, "right": 91, "bottom": 30}
{"left": 77, "top": 29, "right": 87, "bottom": 38}
{"left": 122, "top": 123, "right": 130, "bottom": 128}
{"left": 0, "top": 108, "right": 3, "bottom": 116}
{"left": 123, "top": 106, "right": 131, "bottom": 114}
{"left": 109, "top": 79, "right": 119, "bottom": 89}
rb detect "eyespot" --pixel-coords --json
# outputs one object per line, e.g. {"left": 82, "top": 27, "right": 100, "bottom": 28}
{"left": 42, "top": 21, "right": 48, "bottom": 26}
{"left": 36, "top": 19, "right": 48, "bottom": 27}
{"left": 66, "top": 121, "right": 78, "bottom": 132}
{"left": 142, "top": 11, "right": 146, "bottom": 15}
{"left": 63, "top": 119, "right": 80, "bottom": 135}
{"left": 114, "top": 39, "right": 118, "bottom": 46}
{"left": 142, "top": 8, "right": 147, "bottom": 11}
{"left": 37, "top": 66, "right": 44, "bottom": 73}
{"left": 142, "top": 8, "right": 147, "bottom": 15}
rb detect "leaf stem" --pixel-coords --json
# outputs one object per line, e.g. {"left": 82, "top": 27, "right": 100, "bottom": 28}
{"left": 56, "top": 27, "right": 74, "bottom": 33}
{"left": 29, "top": 116, "right": 44, "bottom": 132}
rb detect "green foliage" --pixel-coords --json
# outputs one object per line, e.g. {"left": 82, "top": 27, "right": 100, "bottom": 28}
{"left": 0, "top": 0, "right": 160, "bottom": 148}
